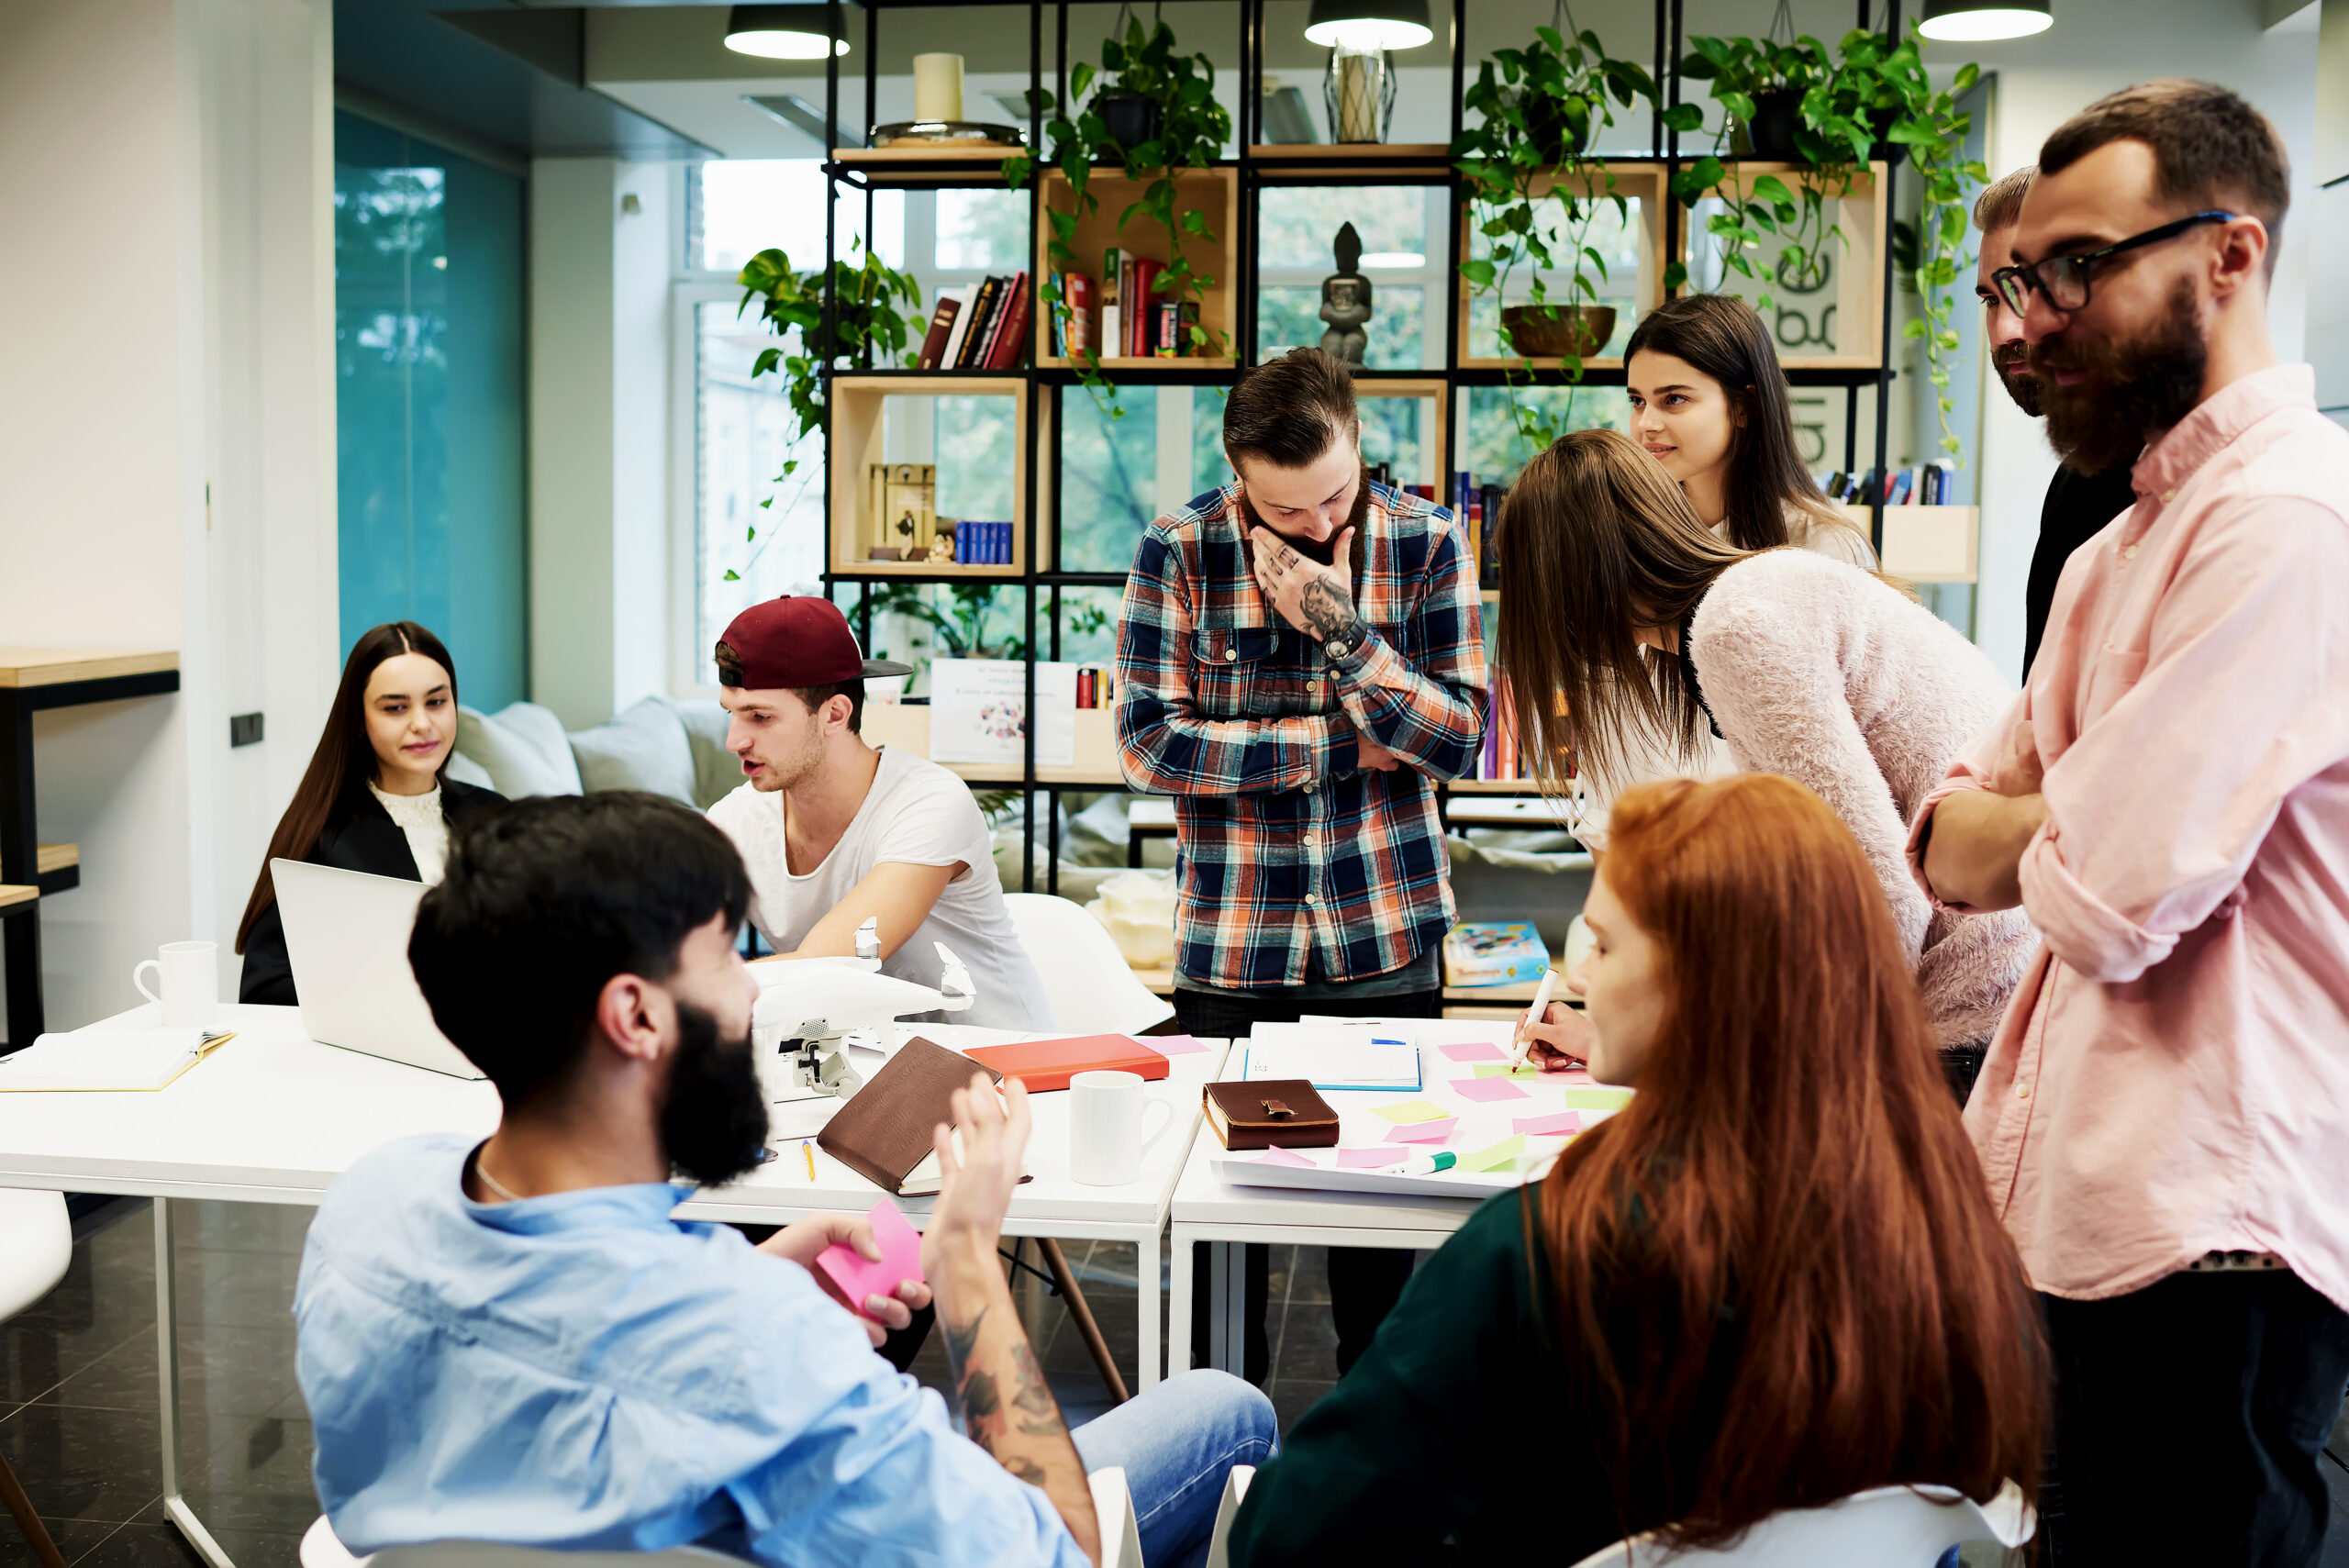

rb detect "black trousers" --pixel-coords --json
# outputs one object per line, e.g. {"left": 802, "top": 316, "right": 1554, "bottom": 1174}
{"left": 2040, "top": 1268, "right": 2349, "bottom": 1567}
{"left": 1174, "top": 983, "right": 1435, "bottom": 1385}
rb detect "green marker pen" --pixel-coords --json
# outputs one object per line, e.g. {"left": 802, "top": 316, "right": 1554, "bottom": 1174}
{"left": 1401, "top": 1151, "right": 1457, "bottom": 1176}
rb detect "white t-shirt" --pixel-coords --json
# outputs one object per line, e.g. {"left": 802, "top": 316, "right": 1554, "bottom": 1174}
{"left": 706, "top": 748, "right": 1054, "bottom": 1032}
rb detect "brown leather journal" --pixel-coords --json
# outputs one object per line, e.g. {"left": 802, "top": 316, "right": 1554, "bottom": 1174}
{"left": 1202, "top": 1078, "right": 1341, "bottom": 1151}
{"left": 818, "top": 1036, "right": 1004, "bottom": 1194}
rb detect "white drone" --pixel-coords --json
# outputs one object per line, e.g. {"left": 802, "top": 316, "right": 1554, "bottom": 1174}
{"left": 749, "top": 918, "right": 975, "bottom": 1102}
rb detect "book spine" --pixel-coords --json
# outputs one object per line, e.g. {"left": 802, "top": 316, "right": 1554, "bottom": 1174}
{"left": 1479, "top": 484, "right": 1504, "bottom": 575}
{"left": 956, "top": 277, "right": 1004, "bottom": 369}
{"left": 985, "top": 273, "right": 1032, "bottom": 370}
{"left": 1063, "top": 272, "right": 1094, "bottom": 359}
{"left": 1119, "top": 253, "right": 1138, "bottom": 355}
{"left": 916, "top": 296, "right": 959, "bottom": 371}
{"left": 936, "top": 285, "right": 975, "bottom": 371}
{"left": 1132, "top": 259, "right": 1163, "bottom": 354}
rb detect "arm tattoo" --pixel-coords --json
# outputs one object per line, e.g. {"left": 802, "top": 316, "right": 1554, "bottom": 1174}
{"left": 1298, "top": 578, "right": 1364, "bottom": 643}
{"left": 941, "top": 1305, "right": 985, "bottom": 1384}
{"left": 946, "top": 1309, "right": 1073, "bottom": 1462}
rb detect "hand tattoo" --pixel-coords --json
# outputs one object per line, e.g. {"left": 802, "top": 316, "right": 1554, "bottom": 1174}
{"left": 1299, "top": 578, "right": 1364, "bottom": 644}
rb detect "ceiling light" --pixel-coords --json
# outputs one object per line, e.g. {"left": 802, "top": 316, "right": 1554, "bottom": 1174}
{"left": 1919, "top": 0, "right": 2052, "bottom": 40}
{"left": 725, "top": 5, "right": 850, "bottom": 60}
{"left": 1304, "top": 1, "right": 1434, "bottom": 51}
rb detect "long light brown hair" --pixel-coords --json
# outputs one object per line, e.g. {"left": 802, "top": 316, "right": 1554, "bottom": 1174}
{"left": 1541, "top": 774, "right": 2045, "bottom": 1547}
{"left": 1494, "top": 428, "right": 1744, "bottom": 794}
{"left": 235, "top": 622, "right": 458, "bottom": 951}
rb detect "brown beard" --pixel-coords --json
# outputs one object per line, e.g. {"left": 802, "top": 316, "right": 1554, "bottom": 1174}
{"left": 1238, "top": 469, "right": 1375, "bottom": 574}
{"left": 2032, "top": 277, "right": 2205, "bottom": 475}
{"left": 1992, "top": 343, "right": 2043, "bottom": 418}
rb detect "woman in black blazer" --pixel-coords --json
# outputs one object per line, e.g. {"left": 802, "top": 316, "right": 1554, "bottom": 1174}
{"left": 236, "top": 621, "right": 507, "bottom": 1005}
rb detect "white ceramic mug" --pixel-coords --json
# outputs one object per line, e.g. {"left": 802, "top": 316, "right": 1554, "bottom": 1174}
{"left": 1068, "top": 1070, "right": 1175, "bottom": 1187}
{"left": 134, "top": 941, "right": 219, "bottom": 1029}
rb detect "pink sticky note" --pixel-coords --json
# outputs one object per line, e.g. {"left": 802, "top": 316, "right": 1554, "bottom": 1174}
{"left": 1152, "top": 1033, "right": 1210, "bottom": 1056}
{"left": 1453, "top": 1076, "right": 1531, "bottom": 1103}
{"left": 1386, "top": 1118, "right": 1458, "bottom": 1144}
{"left": 1513, "top": 1111, "right": 1586, "bottom": 1138}
{"left": 1337, "top": 1146, "right": 1408, "bottom": 1169}
{"left": 1255, "top": 1145, "right": 1316, "bottom": 1168}
{"left": 814, "top": 1199, "right": 927, "bottom": 1322}
{"left": 1438, "top": 1040, "right": 1508, "bottom": 1063}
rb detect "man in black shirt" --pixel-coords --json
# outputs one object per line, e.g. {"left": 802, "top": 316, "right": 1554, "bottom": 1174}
{"left": 1975, "top": 166, "right": 2140, "bottom": 673}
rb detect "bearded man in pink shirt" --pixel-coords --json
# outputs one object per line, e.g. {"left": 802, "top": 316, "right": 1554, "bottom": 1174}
{"left": 1912, "top": 82, "right": 2349, "bottom": 1566}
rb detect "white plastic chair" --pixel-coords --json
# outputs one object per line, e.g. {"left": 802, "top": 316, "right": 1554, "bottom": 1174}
{"left": 1004, "top": 892, "right": 1176, "bottom": 1037}
{"left": 1203, "top": 1464, "right": 1253, "bottom": 1568}
{"left": 1564, "top": 1481, "right": 2035, "bottom": 1567}
{"left": 0, "top": 1190, "right": 73, "bottom": 1568}
{"left": 1089, "top": 1466, "right": 1144, "bottom": 1568}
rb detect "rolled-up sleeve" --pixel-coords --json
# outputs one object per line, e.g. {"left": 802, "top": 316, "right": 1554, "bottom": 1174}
{"left": 2014, "top": 499, "right": 2349, "bottom": 983}
{"left": 1904, "top": 695, "right": 2017, "bottom": 909}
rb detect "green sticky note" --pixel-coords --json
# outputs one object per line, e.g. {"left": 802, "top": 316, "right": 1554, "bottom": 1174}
{"left": 1460, "top": 1135, "right": 1526, "bottom": 1173}
{"left": 1471, "top": 1063, "right": 1543, "bottom": 1081}
{"left": 1563, "top": 1087, "right": 1634, "bottom": 1111}
{"left": 1372, "top": 1098, "right": 1451, "bottom": 1125}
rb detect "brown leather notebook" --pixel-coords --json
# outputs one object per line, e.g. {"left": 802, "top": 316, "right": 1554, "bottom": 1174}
{"left": 818, "top": 1036, "right": 1004, "bottom": 1194}
{"left": 1203, "top": 1079, "right": 1341, "bottom": 1151}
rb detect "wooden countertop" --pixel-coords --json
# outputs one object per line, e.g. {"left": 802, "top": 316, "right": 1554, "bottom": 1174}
{"left": 0, "top": 649, "right": 180, "bottom": 688}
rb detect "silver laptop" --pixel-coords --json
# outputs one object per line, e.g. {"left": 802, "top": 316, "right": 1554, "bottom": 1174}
{"left": 273, "top": 859, "right": 485, "bottom": 1079}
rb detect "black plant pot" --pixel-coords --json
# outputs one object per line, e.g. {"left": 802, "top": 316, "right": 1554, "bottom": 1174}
{"left": 1095, "top": 93, "right": 1163, "bottom": 151}
{"left": 1742, "top": 87, "right": 1804, "bottom": 161}
{"left": 1866, "top": 106, "right": 1909, "bottom": 169}
{"left": 1520, "top": 94, "right": 1592, "bottom": 165}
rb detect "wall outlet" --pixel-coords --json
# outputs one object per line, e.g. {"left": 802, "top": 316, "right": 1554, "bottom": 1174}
{"left": 229, "top": 712, "right": 264, "bottom": 748}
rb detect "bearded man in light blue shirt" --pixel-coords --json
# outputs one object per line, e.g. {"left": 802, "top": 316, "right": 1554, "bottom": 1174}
{"left": 295, "top": 792, "right": 1273, "bottom": 1568}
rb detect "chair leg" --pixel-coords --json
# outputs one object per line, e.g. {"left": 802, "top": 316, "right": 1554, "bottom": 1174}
{"left": 1036, "top": 1238, "right": 1131, "bottom": 1405}
{"left": 0, "top": 1447, "right": 68, "bottom": 1568}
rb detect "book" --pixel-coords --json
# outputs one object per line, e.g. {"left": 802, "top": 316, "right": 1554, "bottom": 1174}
{"left": 1480, "top": 483, "right": 1505, "bottom": 576}
{"left": 984, "top": 272, "right": 1032, "bottom": 370}
{"left": 955, "top": 275, "right": 1005, "bottom": 369}
{"left": 1062, "top": 272, "right": 1094, "bottom": 358}
{"left": 916, "top": 295, "right": 961, "bottom": 371}
{"left": 1443, "top": 922, "right": 1550, "bottom": 988}
{"left": 1130, "top": 258, "right": 1163, "bottom": 354}
{"left": 1203, "top": 1079, "right": 1341, "bottom": 1151}
{"left": 0, "top": 1027, "right": 236, "bottom": 1092}
{"left": 817, "top": 1036, "right": 1006, "bottom": 1195}
{"left": 963, "top": 1033, "right": 1170, "bottom": 1095}
{"left": 936, "top": 285, "right": 978, "bottom": 371}
{"left": 1101, "top": 246, "right": 1122, "bottom": 361}
{"left": 1153, "top": 300, "right": 1196, "bottom": 358}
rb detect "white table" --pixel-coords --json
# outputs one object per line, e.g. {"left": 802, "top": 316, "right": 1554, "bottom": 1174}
{"left": 1167, "top": 1018, "right": 1620, "bottom": 1374}
{"left": 0, "top": 1004, "right": 1223, "bottom": 1568}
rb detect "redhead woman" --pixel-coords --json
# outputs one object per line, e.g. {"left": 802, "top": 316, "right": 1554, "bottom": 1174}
{"left": 1501, "top": 430, "right": 2030, "bottom": 1092}
{"left": 1228, "top": 774, "right": 2046, "bottom": 1562}
{"left": 235, "top": 622, "right": 507, "bottom": 1004}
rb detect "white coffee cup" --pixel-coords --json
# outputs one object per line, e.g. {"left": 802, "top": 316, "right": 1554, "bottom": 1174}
{"left": 1068, "top": 1070, "right": 1175, "bottom": 1187}
{"left": 134, "top": 941, "right": 219, "bottom": 1029}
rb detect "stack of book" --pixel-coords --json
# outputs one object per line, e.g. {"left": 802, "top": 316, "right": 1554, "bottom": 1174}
{"left": 1365, "top": 470, "right": 1510, "bottom": 582}
{"left": 916, "top": 270, "right": 1032, "bottom": 371}
{"left": 1074, "top": 666, "right": 1117, "bottom": 708}
{"left": 948, "top": 521, "right": 1014, "bottom": 564}
{"left": 1052, "top": 249, "right": 1197, "bottom": 360}
{"left": 1818, "top": 462, "right": 1957, "bottom": 506}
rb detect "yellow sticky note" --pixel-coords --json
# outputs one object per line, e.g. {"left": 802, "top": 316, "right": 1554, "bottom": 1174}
{"left": 1372, "top": 1099, "right": 1452, "bottom": 1125}
{"left": 1563, "top": 1087, "right": 1633, "bottom": 1111}
{"left": 1472, "top": 1063, "right": 1543, "bottom": 1081}
{"left": 1460, "top": 1135, "right": 1527, "bottom": 1173}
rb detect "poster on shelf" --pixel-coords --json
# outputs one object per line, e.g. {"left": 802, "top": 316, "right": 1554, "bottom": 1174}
{"left": 929, "top": 659, "right": 1078, "bottom": 768}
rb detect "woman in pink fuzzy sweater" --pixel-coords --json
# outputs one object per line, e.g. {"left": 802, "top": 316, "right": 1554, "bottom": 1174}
{"left": 1496, "top": 429, "right": 2032, "bottom": 1093}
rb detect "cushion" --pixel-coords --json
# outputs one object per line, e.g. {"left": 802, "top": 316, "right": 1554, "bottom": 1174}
{"left": 442, "top": 749, "right": 496, "bottom": 791}
{"left": 569, "top": 697, "right": 697, "bottom": 806}
{"left": 455, "top": 702, "right": 584, "bottom": 799}
{"left": 662, "top": 696, "right": 748, "bottom": 810}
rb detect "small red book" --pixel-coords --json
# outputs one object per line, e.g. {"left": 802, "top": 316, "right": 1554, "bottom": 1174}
{"left": 984, "top": 272, "right": 1032, "bottom": 370}
{"left": 963, "top": 1034, "right": 1171, "bottom": 1094}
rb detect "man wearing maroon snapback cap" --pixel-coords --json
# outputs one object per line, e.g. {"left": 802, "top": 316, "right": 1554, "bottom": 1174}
{"left": 704, "top": 596, "right": 1051, "bottom": 1031}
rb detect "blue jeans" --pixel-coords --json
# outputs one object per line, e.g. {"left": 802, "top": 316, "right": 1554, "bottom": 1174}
{"left": 1072, "top": 1371, "right": 1277, "bottom": 1568}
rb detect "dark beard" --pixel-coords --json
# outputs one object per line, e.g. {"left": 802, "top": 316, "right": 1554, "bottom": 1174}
{"left": 1239, "top": 468, "right": 1375, "bottom": 569}
{"left": 1992, "top": 345, "right": 2043, "bottom": 417}
{"left": 658, "top": 1000, "right": 772, "bottom": 1188}
{"left": 2032, "top": 278, "right": 2205, "bottom": 474}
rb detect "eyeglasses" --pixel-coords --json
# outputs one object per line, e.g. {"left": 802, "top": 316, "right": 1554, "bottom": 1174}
{"left": 1990, "top": 210, "right": 2236, "bottom": 316}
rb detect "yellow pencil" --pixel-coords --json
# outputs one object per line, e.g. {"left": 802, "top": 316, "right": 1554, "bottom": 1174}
{"left": 802, "top": 1140, "right": 816, "bottom": 1181}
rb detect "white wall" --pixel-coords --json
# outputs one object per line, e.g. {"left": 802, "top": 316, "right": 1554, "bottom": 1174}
{"left": 0, "top": 0, "right": 338, "bottom": 1035}
{"left": 529, "top": 159, "right": 674, "bottom": 729}
{"left": 1928, "top": 1, "right": 2323, "bottom": 683}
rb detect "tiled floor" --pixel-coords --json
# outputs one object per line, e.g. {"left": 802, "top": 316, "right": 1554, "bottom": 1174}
{"left": 3, "top": 1208, "right": 2345, "bottom": 1568}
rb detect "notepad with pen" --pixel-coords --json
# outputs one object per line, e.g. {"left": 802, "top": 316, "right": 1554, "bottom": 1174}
{"left": 1241, "top": 1022, "right": 1423, "bottom": 1094}
{"left": 0, "top": 1027, "right": 236, "bottom": 1092}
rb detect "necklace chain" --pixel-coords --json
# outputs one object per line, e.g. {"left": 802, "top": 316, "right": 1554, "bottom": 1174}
{"left": 473, "top": 1151, "right": 526, "bottom": 1204}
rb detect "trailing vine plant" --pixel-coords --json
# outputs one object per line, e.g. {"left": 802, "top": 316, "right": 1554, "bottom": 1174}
{"left": 1003, "top": 9, "right": 1233, "bottom": 416}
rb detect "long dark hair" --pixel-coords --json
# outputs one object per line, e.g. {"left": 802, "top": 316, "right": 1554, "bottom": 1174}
{"left": 1624, "top": 293, "right": 1860, "bottom": 553}
{"left": 1495, "top": 428, "right": 1743, "bottom": 793}
{"left": 1543, "top": 774, "right": 2045, "bottom": 1546}
{"left": 235, "top": 622, "right": 458, "bottom": 952}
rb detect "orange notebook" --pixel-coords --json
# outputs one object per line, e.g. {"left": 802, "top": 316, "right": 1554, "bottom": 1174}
{"left": 963, "top": 1034, "right": 1171, "bottom": 1094}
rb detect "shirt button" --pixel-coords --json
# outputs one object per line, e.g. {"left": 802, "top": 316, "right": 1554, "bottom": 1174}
{"left": 2161, "top": 488, "right": 2176, "bottom": 502}
{"left": 2121, "top": 544, "right": 2139, "bottom": 560}
{"left": 1224, "top": 647, "right": 1238, "bottom": 662}
{"left": 2016, "top": 1083, "right": 2032, "bottom": 1101}
{"left": 1304, "top": 895, "right": 1319, "bottom": 906}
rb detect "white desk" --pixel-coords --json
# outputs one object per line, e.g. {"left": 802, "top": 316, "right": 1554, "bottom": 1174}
{"left": 0, "top": 1004, "right": 1223, "bottom": 1568}
{"left": 1167, "top": 1018, "right": 1622, "bottom": 1374}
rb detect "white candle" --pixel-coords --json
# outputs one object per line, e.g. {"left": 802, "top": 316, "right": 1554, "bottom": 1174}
{"left": 913, "top": 53, "right": 964, "bottom": 123}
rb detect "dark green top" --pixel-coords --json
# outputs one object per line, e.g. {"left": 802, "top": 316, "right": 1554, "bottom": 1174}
{"left": 1228, "top": 1186, "right": 1731, "bottom": 1565}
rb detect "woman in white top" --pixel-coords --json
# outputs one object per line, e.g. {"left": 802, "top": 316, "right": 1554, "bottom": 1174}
{"left": 236, "top": 621, "right": 507, "bottom": 1005}
{"left": 1500, "top": 431, "right": 2030, "bottom": 1098}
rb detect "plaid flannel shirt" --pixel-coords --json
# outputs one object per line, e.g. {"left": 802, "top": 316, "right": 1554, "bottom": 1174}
{"left": 1115, "top": 479, "right": 1487, "bottom": 990}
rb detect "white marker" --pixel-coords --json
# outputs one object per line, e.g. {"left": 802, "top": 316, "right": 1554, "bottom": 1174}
{"left": 1510, "top": 968, "right": 1560, "bottom": 1069}
{"left": 1401, "top": 1151, "right": 1458, "bottom": 1176}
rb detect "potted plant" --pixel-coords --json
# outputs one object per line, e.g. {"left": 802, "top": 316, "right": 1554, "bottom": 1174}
{"left": 1003, "top": 9, "right": 1232, "bottom": 405}
{"left": 1452, "top": 22, "right": 1657, "bottom": 446}
{"left": 722, "top": 241, "right": 924, "bottom": 582}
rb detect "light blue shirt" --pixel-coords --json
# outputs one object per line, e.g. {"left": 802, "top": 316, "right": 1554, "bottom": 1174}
{"left": 295, "top": 1133, "right": 1085, "bottom": 1566}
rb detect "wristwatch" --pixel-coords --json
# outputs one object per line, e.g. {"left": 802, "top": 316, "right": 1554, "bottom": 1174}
{"left": 1320, "top": 619, "right": 1370, "bottom": 662}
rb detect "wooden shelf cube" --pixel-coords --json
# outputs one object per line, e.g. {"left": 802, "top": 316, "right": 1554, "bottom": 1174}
{"left": 1455, "top": 161, "right": 1675, "bottom": 372}
{"left": 1684, "top": 161, "right": 1889, "bottom": 371}
{"left": 1842, "top": 502, "right": 1980, "bottom": 584}
{"left": 829, "top": 376, "right": 1030, "bottom": 578}
{"left": 1033, "top": 166, "right": 1241, "bottom": 370}
{"left": 1353, "top": 377, "right": 1453, "bottom": 489}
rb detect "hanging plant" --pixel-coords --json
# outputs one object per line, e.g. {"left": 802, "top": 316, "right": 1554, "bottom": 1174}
{"left": 724, "top": 241, "right": 923, "bottom": 581}
{"left": 1003, "top": 6, "right": 1233, "bottom": 414}
{"left": 1451, "top": 13, "right": 1657, "bottom": 452}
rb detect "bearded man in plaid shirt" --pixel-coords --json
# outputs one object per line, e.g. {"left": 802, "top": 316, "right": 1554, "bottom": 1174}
{"left": 1116, "top": 348, "right": 1488, "bottom": 1381}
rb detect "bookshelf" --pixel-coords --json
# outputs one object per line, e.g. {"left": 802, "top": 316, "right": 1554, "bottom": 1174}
{"left": 812, "top": 0, "right": 1924, "bottom": 893}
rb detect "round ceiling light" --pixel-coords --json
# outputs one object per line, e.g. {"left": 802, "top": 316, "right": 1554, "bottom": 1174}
{"left": 725, "top": 6, "right": 850, "bottom": 60}
{"left": 1919, "top": 0, "right": 2053, "bottom": 41}
{"left": 1303, "top": 0, "right": 1434, "bottom": 51}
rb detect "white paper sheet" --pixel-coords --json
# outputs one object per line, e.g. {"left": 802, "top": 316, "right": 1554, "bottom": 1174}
{"left": 929, "top": 659, "right": 1077, "bottom": 767}
{"left": 1241, "top": 1023, "right": 1422, "bottom": 1090}
{"left": 0, "top": 1028, "right": 209, "bottom": 1091}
